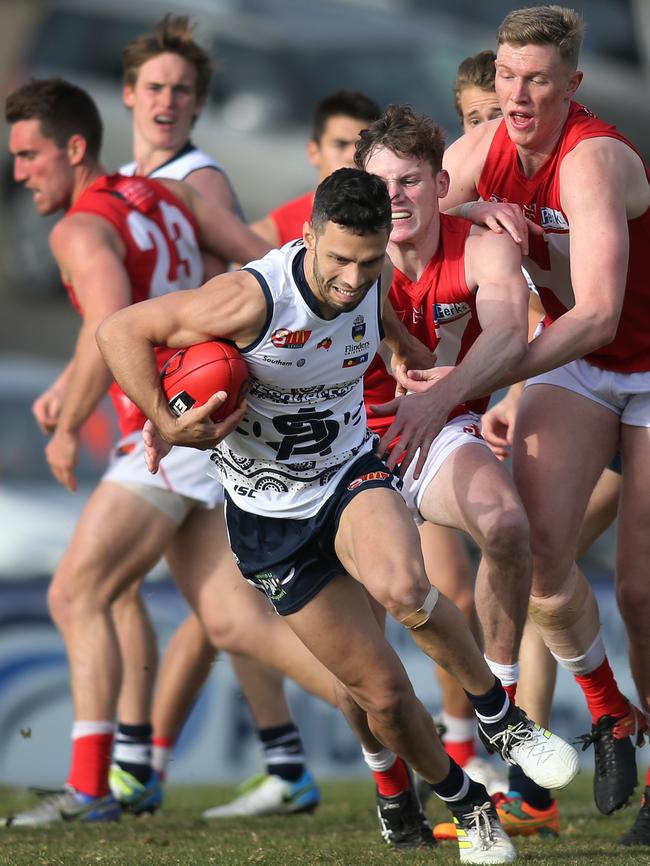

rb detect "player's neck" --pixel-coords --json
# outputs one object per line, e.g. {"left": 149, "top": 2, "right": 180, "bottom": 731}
{"left": 388, "top": 229, "right": 440, "bottom": 282}
{"left": 71, "top": 163, "right": 105, "bottom": 206}
{"left": 132, "top": 134, "right": 182, "bottom": 176}
{"left": 514, "top": 106, "right": 570, "bottom": 178}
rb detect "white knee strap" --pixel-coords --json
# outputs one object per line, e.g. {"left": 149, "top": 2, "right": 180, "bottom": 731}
{"left": 400, "top": 586, "right": 439, "bottom": 629}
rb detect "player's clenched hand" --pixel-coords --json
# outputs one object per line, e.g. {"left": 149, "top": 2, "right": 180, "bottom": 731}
{"left": 461, "top": 201, "right": 543, "bottom": 256}
{"left": 373, "top": 389, "right": 448, "bottom": 479}
{"left": 45, "top": 428, "right": 80, "bottom": 492}
{"left": 156, "top": 391, "right": 247, "bottom": 452}
{"left": 32, "top": 387, "right": 63, "bottom": 434}
{"left": 481, "top": 389, "right": 520, "bottom": 460}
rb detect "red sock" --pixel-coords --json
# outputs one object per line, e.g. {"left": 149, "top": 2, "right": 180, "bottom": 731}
{"left": 574, "top": 658, "right": 629, "bottom": 724}
{"left": 444, "top": 739, "right": 476, "bottom": 767}
{"left": 372, "top": 756, "right": 410, "bottom": 797}
{"left": 67, "top": 733, "right": 114, "bottom": 797}
{"left": 503, "top": 682, "right": 518, "bottom": 703}
{"left": 645, "top": 766, "right": 650, "bottom": 788}
{"left": 152, "top": 735, "right": 175, "bottom": 782}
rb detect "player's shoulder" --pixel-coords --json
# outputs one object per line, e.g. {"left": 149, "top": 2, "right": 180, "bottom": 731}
{"left": 446, "top": 117, "right": 499, "bottom": 162}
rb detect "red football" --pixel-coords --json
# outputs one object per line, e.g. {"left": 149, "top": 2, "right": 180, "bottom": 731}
{"left": 160, "top": 340, "right": 249, "bottom": 422}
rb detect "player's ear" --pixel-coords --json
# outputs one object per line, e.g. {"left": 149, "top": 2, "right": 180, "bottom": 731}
{"left": 303, "top": 221, "right": 316, "bottom": 250}
{"left": 307, "top": 139, "right": 321, "bottom": 170}
{"left": 66, "top": 134, "right": 88, "bottom": 166}
{"left": 566, "top": 69, "right": 583, "bottom": 98}
{"left": 123, "top": 83, "right": 135, "bottom": 110}
{"left": 436, "top": 169, "right": 450, "bottom": 199}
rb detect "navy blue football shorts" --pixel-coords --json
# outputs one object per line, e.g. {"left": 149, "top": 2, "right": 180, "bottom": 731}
{"left": 224, "top": 452, "right": 402, "bottom": 615}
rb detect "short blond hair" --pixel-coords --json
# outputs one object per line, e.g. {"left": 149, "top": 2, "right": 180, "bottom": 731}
{"left": 497, "top": 5, "right": 585, "bottom": 70}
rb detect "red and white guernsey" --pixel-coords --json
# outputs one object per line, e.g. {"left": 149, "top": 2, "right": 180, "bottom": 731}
{"left": 477, "top": 101, "right": 650, "bottom": 372}
{"left": 364, "top": 214, "right": 486, "bottom": 437}
{"left": 64, "top": 174, "right": 203, "bottom": 436}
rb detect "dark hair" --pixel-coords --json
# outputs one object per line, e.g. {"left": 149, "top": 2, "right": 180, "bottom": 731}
{"left": 5, "top": 77, "right": 103, "bottom": 159}
{"left": 453, "top": 50, "right": 497, "bottom": 122}
{"left": 311, "top": 168, "right": 391, "bottom": 236}
{"left": 498, "top": 5, "right": 584, "bottom": 70}
{"left": 312, "top": 89, "right": 381, "bottom": 142}
{"left": 354, "top": 104, "right": 446, "bottom": 175}
{"left": 123, "top": 14, "right": 212, "bottom": 104}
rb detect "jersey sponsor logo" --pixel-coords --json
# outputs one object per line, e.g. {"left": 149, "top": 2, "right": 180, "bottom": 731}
{"left": 169, "top": 391, "right": 195, "bottom": 415}
{"left": 271, "top": 328, "right": 312, "bottom": 349}
{"left": 540, "top": 207, "right": 569, "bottom": 230}
{"left": 233, "top": 484, "right": 256, "bottom": 498}
{"left": 344, "top": 340, "right": 370, "bottom": 356}
{"left": 342, "top": 353, "right": 369, "bottom": 368}
{"left": 352, "top": 315, "right": 366, "bottom": 342}
{"left": 317, "top": 337, "right": 333, "bottom": 350}
{"left": 433, "top": 302, "right": 471, "bottom": 323}
{"left": 253, "top": 566, "right": 296, "bottom": 601}
{"left": 260, "top": 355, "right": 293, "bottom": 367}
{"left": 347, "top": 470, "right": 390, "bottom": 491}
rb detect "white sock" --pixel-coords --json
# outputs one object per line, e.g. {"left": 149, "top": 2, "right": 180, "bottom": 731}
{"left": 441, "top": 712, "right": 477, "bottom": 743}
{"left": 71, "top": 720, "right": 115, "bottom": 740}
{"left": 484, "top": 656, "right": 520, "bottom": 687}
{"left": 361, "top": 746, "right": 398, "bottom": 773}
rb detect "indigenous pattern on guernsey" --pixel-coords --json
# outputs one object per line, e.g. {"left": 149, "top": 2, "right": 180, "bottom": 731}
{"left": 209, "top": 241, "right": 383, "bottom": 519}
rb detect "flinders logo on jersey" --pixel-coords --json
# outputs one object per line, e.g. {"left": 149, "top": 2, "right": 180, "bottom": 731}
{"left": 271, "top": 328, "right": 312, "bottom": 349}
{"left": 352, "top": 315, "right": 366, "bottom": 342}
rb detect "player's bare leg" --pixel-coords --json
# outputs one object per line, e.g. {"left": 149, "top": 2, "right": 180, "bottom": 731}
{"left": 335, "top": 487, "right": 577, "bottom": 792}
{"left": 617, "top": 423, "right": 650, "bottom": 846}
{"left": 114, "top": 582, "right": 158, "bottom": 726}
{"left": 150, "top": 613, "right": 216, "bottom": 780}
{"left": 46, "top": 482, "right": 180, "bottom": 802}
{"left": 579, "top": 467, "right": 621, "bottom": 553}
{"left": 514, "top": 384, "right": 644, "bottom": 815}
{"left": 165, "top": 508, "right": 337, "bottom": 707}
{"left": 418, "top": 444, "right": 531, "bottom": 685}
{"left": 418, "top": 523, "right": 506, "bottom": 796}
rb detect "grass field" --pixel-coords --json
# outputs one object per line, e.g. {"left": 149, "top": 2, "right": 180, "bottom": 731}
{"left": 1, "top": 774, "right": 650, "bottom": 866}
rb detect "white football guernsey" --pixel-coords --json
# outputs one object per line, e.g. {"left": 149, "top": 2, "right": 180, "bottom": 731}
{"left": 210, "top": 241, "right": 384, "bottom": 519}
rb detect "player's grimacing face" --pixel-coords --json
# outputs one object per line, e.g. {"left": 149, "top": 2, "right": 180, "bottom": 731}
{"left": 309, "top": 115, "right": 370, "bottom": 181}
{"left": 308, "top": 221, "right": 387, "bottom": 319}
{"left": 364, "top": 147, "right": 442, "bottom": 246}
{"left": 459, "top": 85, "right": 502, "bottom": 133}
{"left": 124, "top": 52, "right": 201, "bottom": 150}
{"left": 9, "top": 119, "right": 74, "bottom": 215}
{"left": 495, "top": 42, "right": 581, "bottom": 150}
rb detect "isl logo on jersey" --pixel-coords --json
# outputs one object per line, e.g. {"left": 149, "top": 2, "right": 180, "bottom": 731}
{"left": 352, "top": 315, "right": 366, "bottom": 342}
